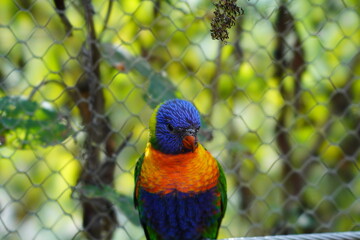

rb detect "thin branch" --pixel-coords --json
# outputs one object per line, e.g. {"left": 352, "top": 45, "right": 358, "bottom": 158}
{"left": 28, "top": 79, "right": 67, "bottom": 100}
{"left": 233, "top": 16, "right": 244, "bottom": 62}
{"left": 100, "top": 0, "right": 114, "bottom": 39}
{"left": 112, "top": 132, "right": 133, "bottom": 158}
{"left": 209, "top": 42, "right": 222, "bottom": 116}
{"left": 99, "top": 132, "right": 133, "bottom": 185}
{"left": 53, "top": 0, "right": 73, "bottom": 35}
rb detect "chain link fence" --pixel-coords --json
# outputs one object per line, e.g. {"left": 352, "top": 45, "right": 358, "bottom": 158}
{"left": 0, "top": 0, "right": 360, "bottom": 239}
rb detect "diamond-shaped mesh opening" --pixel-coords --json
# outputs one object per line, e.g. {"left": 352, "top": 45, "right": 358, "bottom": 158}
{"left": 1, "top": 0, "right": 360, "bottom": 239}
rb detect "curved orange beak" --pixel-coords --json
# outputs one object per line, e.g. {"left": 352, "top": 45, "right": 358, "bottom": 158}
{"left": 182, "top": 135, "right": 197, "bottom": 152}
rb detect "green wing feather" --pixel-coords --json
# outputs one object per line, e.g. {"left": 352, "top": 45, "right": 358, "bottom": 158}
{"left": 134, "top": 153, "right": 144, "bottom": 209}
{"left": 134, "top": 153, "right": 159, "bottom": 240}
{"left": 202, "top": 156, "right": 227, "bottom": 239}
{"left": 217, "top": 160, "right": 227, "bottom": 219}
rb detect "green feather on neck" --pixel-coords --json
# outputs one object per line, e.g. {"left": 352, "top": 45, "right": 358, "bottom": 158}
{"left": 149, "top": 104, "right": 161, "bottom": 147}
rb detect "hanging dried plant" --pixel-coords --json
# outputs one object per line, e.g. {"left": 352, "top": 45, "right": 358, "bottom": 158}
{"left": 210, "top": 0, "right": 244, "bottom": 43}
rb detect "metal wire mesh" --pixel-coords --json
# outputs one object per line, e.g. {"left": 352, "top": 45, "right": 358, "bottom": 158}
{"left": 0, "top": 0, "right": 360, "bottom": 239}
{"left": 225, "top": 231, "right": 360, "bottom": 240}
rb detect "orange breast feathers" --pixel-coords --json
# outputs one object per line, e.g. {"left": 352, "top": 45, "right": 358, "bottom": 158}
{"left": 139, "top": 143, "right": 220, "bottom": 194}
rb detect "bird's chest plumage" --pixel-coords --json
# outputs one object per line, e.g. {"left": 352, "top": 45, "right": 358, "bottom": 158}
{"left": 138, "top": 144, "right": 220, "bottom": 194}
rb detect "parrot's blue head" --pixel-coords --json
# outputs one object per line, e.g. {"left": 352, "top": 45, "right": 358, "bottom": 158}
{"left": 149, "top": 99, "right": 201, "bottom": 154}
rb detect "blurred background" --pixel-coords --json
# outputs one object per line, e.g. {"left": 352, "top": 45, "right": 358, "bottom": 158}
{"left": 0, "top": 0, "right": 359, "bottom": 239}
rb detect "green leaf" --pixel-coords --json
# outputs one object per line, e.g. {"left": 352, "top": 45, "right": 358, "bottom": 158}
{"left": 82, "top": 185, "right": 141, "bottom": 227}
{"left": 0, "top": 96, "right": 72, "bottom": 148}
{"left": 146, "top": 73, "right": 178, "bottom": 108}
{"left": 100, "top": 43, "right": 179, "bottom": 108}
{"left": 0, "top": 96, "right": 34, "bottom": 117}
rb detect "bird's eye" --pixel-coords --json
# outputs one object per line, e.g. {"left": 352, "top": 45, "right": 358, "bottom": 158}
{"left": 167, "top": 124, "right": 174, "bottom": 132}
{"left": 195, "top": 127, "right": 200, "bottom": 133}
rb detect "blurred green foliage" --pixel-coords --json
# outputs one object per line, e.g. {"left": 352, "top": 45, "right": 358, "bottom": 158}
{"left": 0, "top": 96, "right": 71, "bottom": 148}
{"left": 81, "top": 184, "right": 141, "bottom": 227}
{"left": 0, "top": 0, "right": 359, "bottom": 239}
{"left": 100, "top": 43, "right": 178, "bottom": 107}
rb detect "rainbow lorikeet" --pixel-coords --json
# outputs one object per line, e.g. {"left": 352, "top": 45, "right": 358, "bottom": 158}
{"left": 134, "top": 99, "right": 227, "bottom": 240}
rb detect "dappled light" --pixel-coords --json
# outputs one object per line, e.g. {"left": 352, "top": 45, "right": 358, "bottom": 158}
{"left": 0, "top": 0, "right": 359, "bottom": 239}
